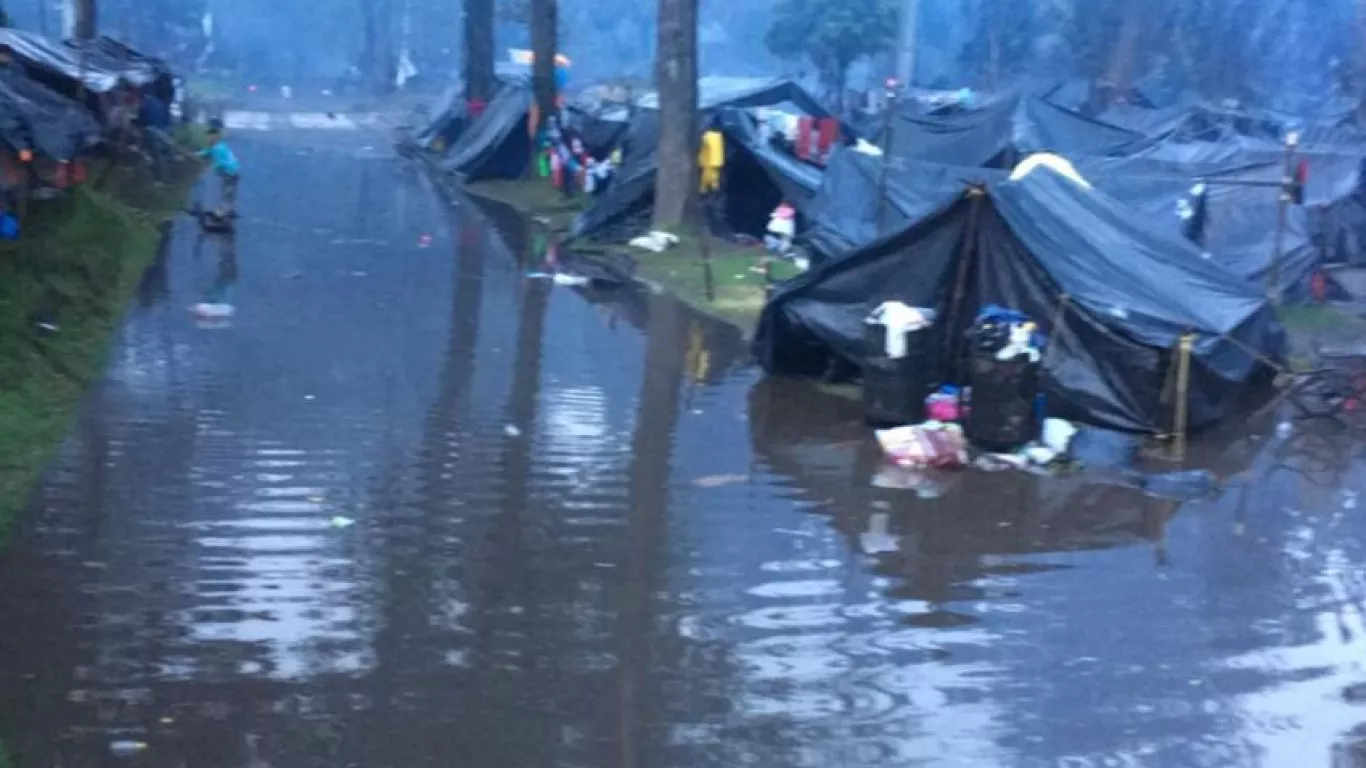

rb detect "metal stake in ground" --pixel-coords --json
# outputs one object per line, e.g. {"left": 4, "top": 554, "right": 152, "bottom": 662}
{"left": 1267, "top": 131, "right": 1299, "bottom": 304}
{"left": 875, "top": 81, "right": 899, "bottom": 237}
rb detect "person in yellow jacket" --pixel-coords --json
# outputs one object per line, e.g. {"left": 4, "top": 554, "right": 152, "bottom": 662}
{"left": 698, "top": 127, "right": 724, "bottom": 194}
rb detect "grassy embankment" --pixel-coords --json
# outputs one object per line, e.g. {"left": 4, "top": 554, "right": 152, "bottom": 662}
{"left": 0, "top": 129, "right": 205, "bottom": 541}
{"left": 466, "top": 177, "right": 800, "bottom": 333}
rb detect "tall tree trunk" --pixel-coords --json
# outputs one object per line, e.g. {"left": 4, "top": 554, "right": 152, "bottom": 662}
{"left": 361, "top": 0, "right": 397, "bottom": 94}
{"left": 529, "top": 0, "right": 557, "bottom": 133}
{"left": 464, "top": 0, "right": 496, "bottom": 102}
{"left": 1103, "top": 4, "right": 1144, "bottom": 101}
{"left": 74, "top": 0, "right": 97, "bottom": 39}
{"left": 653, "top": 0, "right": 699, "bottom": 229}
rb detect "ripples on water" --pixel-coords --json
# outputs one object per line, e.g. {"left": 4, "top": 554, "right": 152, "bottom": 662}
{"left": 5, "top": 142, "right": 1366, "bottom": 766}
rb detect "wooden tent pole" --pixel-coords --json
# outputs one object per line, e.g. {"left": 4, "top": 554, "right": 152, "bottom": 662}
{"left": 875, "top": 86, "right": 898, "bottom": 236}
{"left": 942, "top": 184, "right": 986, "bottom": 388}
{"left": 1171, "top": 332, "right": 1194, "bottom": 462}
{"left": 1266, "top": 131, "right": 1299, "bottom": 304}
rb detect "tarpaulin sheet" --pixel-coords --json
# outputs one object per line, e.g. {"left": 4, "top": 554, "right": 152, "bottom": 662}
{"left": 436, "top": 81, "right": 533, "bottom": 181}
{"left": 799, "top": 149, "right": 1000, "bottom": 263}
{"left": 415, "top": 87, "right": 468, "bottom": 150}
{"left": 64, "top": 36, "right": 170, "bottom": 90}
{"left": 0, "top": 66, "right": 100, "bottom": 159}
{"left": 1073, "top": 154, "right": 1317, "bottom": 294}
{"left": 570, "top": 78, "right": 834, "bottom": 241}
{"left": 886, "top": 94, "right": 1149, "bottom": 169}
{"left": 0, "top": 29, "right": 126, "bottom": 94}
{"left": 754, "top": 170, "right": 1284, "bottom": 432}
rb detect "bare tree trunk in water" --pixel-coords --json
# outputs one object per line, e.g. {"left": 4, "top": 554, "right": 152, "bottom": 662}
{"left": 74, "top": 0, "right": 97, "bottom": 39}
{"left": 529, "top": 0, "right": 557, "bottom": 132}
{"left": 465, "top": 0, "right": 496, "bottom": 102}
{"left": 653, "top": 0, "right": 698, "bottom": 229}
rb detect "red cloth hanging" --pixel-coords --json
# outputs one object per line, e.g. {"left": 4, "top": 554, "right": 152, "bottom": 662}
{"left": 817, "top": 118, "right": 839, "bottom": 163}
{"left": 796, "top": 117, "right": 813, "bottom": 160}
{"left": 73, "top": 161, "right": 87, "bottom": 184}
{"left": 54, "top": 162, "right": 69, "bottom": 188}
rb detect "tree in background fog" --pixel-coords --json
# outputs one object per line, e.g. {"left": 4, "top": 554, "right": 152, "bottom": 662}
{"left": 941, "top": 0, "right": 1360, "bottom": 116}
{"left": 529, "top": 0, "right": 557, "bottom": 134}
{"left": 765, "top": 0, "right": 896, "bottom": 105}
{"left": 74, "top": 0, "right": 96, "bottom": 39}
{"left": 465, "top": 0, "right": 496, "bottom": 102}
{"left": 653, "top": 0, "right": 698, "bottom": 228}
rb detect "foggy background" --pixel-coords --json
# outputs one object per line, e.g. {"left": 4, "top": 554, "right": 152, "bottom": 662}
{"left": 1, "top": 0, "right": 1359, "bottom": 113}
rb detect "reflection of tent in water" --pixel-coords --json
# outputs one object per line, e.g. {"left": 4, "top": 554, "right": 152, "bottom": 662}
{"left": 754, "top": 169, "right": 1286, "bottom": 433}
{"left": 746, "top": 378, "right": 1263, "bottom": 580}
{"left": 570, "top": 77, "right": 836, "bottom": 242}
{"left": 745, "top": 379, "right": 1180, "bottom": 565}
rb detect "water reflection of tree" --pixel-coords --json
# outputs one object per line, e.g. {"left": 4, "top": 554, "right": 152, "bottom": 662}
{"left": 361, "top": 202, "right": 490, "bottom": 764}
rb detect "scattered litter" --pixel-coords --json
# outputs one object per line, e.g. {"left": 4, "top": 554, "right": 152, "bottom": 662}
{"left": 527, "top": 272, "right": 591, "bottom": 286}
{"left": 308, "top": 495, "right": 325, "bottom": 504}
{"left": 854, "top": 138, "right": 883, "bottom": 157}
{"left": 926, "top": 386, "right": 964, "bottom": 422}
{"left": 304, "top": 394, "right": 316, "bottom": 401}
{"left": 973, "top": 453, "right": 1027, "bottom": 472}
{"left": 1130, "top": 470, "right": 1220, "bottom": 502}
{"left": 35, "top": 321, "right": 58, "bottom": 333}
{"left": 109, "top": 740, "right": 148, "bottom": 757}
{"left": 871, "top": 465, "right": 947, "bottom": 498}
{"left": 350, "top": 271, "right": 368, "bottom": 277}
{"left": 628, "top": 231, "right": 680, "bottom": 253}
{"left": 329, "top": 516, "right": 356, "bottom": 529}
{"left": 532, "top": 215, "right": 552, "bottom": 225}
{"left": 860, "top": 512, "right": 899, "bottom": 554}
{"left": 1041, "top": 418, "right": 1078, "bottom": 453}
{"left": 876, "top": 421, "right": 967, "bottom": 469}
{"left": 693, "top": 474, "right": 749, "bottom": 488}
{"left": 1276, "top": 421, "right": 1293, "bottom": 439}
{"left": 1344, "top": 490, "right": 1359, "bottom": 510}
{"left": 504, "top": 424, "right": 521, "bottom": 437}
{"left": 191, "top": 303, "right": 235, "bottom": 318}
{"left": 867, "top": 302, "right": 935, "bottom": 358}
{"left": 159, "top": 717, "right": 175, "bottom": 725}
{"left": 417, "top": 234, "right": 433, "bottom": 248}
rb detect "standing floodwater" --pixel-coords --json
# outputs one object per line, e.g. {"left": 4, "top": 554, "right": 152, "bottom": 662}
{"left": 3, "top": 126, "right": 1366, "bottom": 767}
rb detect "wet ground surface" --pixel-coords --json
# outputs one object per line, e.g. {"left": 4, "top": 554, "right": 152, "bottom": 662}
{"left": 4, "top": 126, "right": 1366, "bottom": 767}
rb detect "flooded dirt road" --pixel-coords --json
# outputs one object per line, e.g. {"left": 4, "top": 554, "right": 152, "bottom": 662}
{"left": 3, "top": 128, "right": 1366, "bottom": 767}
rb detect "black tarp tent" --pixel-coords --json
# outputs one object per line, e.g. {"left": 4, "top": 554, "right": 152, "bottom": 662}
{"left": 754, "top": 169, "right": 1285, "bottom": 433}
{"left": 799, "top": 149, "right": 1001, "bottom": 263}
{"left": 884, "top": 94, "right": 1149, "bottom": 170}
{"left": 0, "top": 30, "right": 156, "bottom": 117}
{"left": 1072, "top": 154, "right": 1320, "bottom": 295}
{"left": 0, "top": 66, "right": 100, "bottom": 160}
{"left": 435, "top": 80, "right": 534, "bottom": 181}
{"left": 64, "top": 36, "right": 173, "bottom": 99}
{"left": 569, "top": 77, "right": 835, "bottom": 242}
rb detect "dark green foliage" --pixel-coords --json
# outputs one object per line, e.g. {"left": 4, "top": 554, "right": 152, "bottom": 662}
{"left": 765, "top": 0, "right": 896, "bottom": 91}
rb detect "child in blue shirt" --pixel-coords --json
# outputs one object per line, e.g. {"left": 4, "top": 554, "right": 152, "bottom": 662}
{"left": 198, "top": 126, "right": 240, "bottom": 217}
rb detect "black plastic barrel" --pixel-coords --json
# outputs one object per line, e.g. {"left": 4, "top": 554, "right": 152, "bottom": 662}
{"left": 964, "top": 351, "right": 1040, "bottom": 452}
{"left": 861, "top": 322, "right": 936, "bottom": 427}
